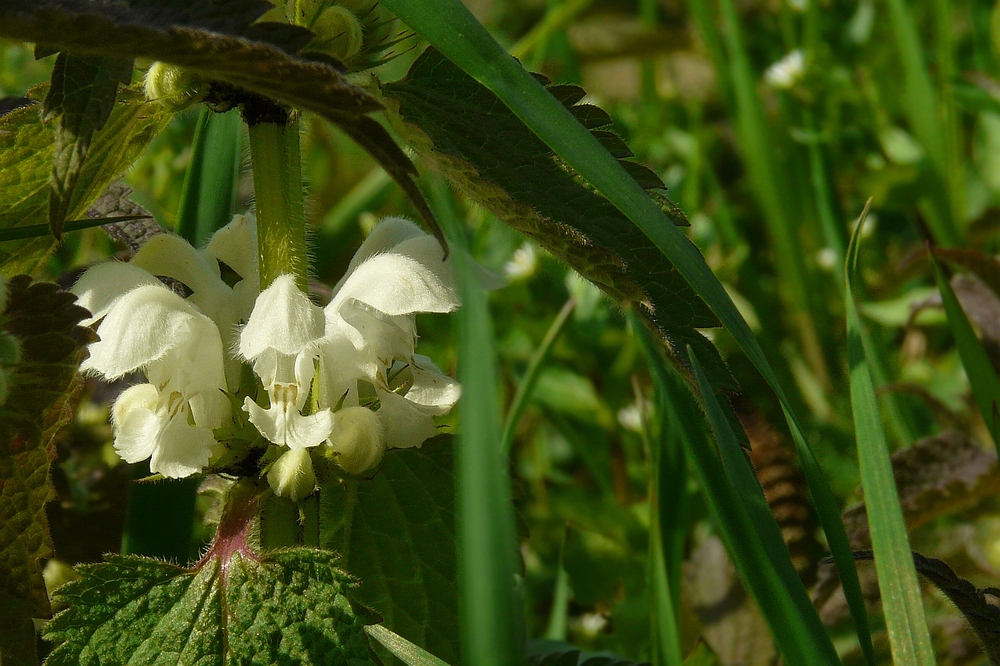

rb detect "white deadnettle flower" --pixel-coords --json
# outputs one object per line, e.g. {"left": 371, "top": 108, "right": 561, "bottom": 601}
{"left": 72, "top": 215, "right": 259, "bottom": 478}
{"left": 241, "top": 217, "right": 462, "bottom": 489}
{"left": 239, "top": 274, "right": 335, "bottom": 451}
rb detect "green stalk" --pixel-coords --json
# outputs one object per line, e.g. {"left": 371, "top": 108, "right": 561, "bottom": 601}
{"left": 501, "top": 296, "right": 575, "bottom": 456}
{"left": 246, "top": 112, "right": 308, "bottom": 290}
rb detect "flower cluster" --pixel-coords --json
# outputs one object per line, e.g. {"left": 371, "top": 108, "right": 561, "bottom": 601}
{"left": 73, "top": 215, "right": 460, "bottom": 498}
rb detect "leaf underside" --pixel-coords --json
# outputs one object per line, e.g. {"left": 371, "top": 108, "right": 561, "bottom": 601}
{"left": 382, "top": 47, "right": 734, "bottom": 391}
{"left": 0, "top": 276, "right": 96, "bottom": 666}
{"left": 0, "top": 85, "right": 171, "bottom": 273}
{"left": 44, "top": 550, "right": 380, "bottom": 666}
{"left": 0, "top": 0, "right": 442, "bottom": 247}
{"left": 321, "top": 438, "right": 460, "bottom": 665}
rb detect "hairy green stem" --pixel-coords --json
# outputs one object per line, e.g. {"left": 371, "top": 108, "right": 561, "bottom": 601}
{"left": 247, "top": 113, "right": 308, "bottom": 290}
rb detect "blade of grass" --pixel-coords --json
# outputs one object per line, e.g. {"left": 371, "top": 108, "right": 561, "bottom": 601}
{"left": 365, "top": 624, "right": 452, "bottom": 666}
{"left": 428, "top": 174, "right": 524, "bottom": 665}
{"left": 884, "top": 0, "right": 960, "bottom": 244}
{"left": 707, "top": 0, "right": 830, "bottom": 388}
{"left": 928, "top": 248, "right": 1000, "bottom": 453}
{"left": 688, "top": 345, "right": 842, "bottom": 665}
{"left": 844, "top": 201, "right": 935, "bottom": 665}
{"left": 636, "top": 318, "right": 841, "bottom": 664}
{"left": 175, "top": 106, "right": 243, "bottom": 247}
{"left": 628, "top": 311, "right": 684, "bottom": 666}
{"left": 0, "top": 214, "right": 151, "bottom": 241}
{"left": 378, "top": 0, "right": 873, "bottom": 657}
{"left": 501, "top": 296, "right": 575, "bottom": 456}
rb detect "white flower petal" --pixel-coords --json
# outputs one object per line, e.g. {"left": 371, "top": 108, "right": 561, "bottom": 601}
{"left": 243, "top": 396, "right": 334, "bottom": 449}
{"left": 82, "top": 285, "right": 207, "bottom": 380}
{"left": 203, "top": 213, "right": 260, "bottom": 298}
{"left": 71, "top": 262, "right": 164, "bottom": 325}
{"left": 335, "top": 217, "right": 425, "bottom": 289}
{"left": 131, "top": 233, "right": 222, "bottom": 296}
{"left": 148, "top": 413, "right": 219, "bottom": 478}
{"left": 326, "top": 406, "right": 384, "bottom": 475}
{"left": 377, "top": 389, "right": 440, "bottom": 449}
{"left": 405, "top": 362, "right": 462, "bottom": 413}
{"left": 330, "top": 252, "right": 457, "bottom": 319}
{"left": 240, "top": 275, "right": 324, "bottom": 359}
{"left": 111, "top": 384, "right": 163, "bottom": 463}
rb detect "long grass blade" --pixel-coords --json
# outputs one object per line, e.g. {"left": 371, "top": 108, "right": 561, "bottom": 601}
{"left": 377, "top": 0, "right": 873, "bottom": 656}
{"left": 687, "top": 345, "right": 841, "bottom": 665}
{"left": 629, "top": 311, "right": 685, "bottom": 666}
{"left": 844, "top": 201, "right": 935, "bottom": 665}
{"left": 175, "top": 106, "right": 243, "bottom": 246}
{"left": 636, "top": 318, "right": 840, "bottom": 664}
{"left": 428, "top": 175, "right": 524, "bottom": 665}
{"left": 928, "top": 248, "right": 1000, "bottom": 453}
{"left": 365, "top": 625, "right": 452, "bottom": 666}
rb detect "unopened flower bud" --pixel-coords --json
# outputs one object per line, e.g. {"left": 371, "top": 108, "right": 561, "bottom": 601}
{"left": 267, "top": 448, "right": 317, "bottom": 500}
{"left": 144, "top": 62, "right": 206, "bottom": 111}
{"left": 307, "top": 7, "right": 364, "bottom": 62}
{"left": 324, "top": 406, "right": 384, "bottom": 475}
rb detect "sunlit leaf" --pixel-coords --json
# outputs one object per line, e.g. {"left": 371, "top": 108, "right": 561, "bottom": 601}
{"left": 42, "top": 52, "right": 133, "bottom": 238}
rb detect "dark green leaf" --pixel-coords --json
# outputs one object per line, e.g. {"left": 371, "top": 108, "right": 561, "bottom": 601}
{"left": 0, "top": 276, "right": 96, "bottom": 666}
{"left": 0, "top": 85, "right": 171, "bottom": 273}
{"left": 45, "top": 539, "right": 378, "bottom": 665}
{"left": 381, "top": 48, "right": 733, "bottom": 392}
{"left": 43, "top": 52, "right": 133, "bottom": 238}
{"left": 321, "top": 439, "right": 459, "bottom": 665}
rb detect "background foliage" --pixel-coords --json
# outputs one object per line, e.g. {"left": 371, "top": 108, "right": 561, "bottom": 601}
{"left": 4, "top": 0, "right": 1000, "bottom": 663}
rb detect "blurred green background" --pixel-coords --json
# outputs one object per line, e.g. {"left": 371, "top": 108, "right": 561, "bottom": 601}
{"left": 6, "top": 0, "right": 1000, "bottom": 662}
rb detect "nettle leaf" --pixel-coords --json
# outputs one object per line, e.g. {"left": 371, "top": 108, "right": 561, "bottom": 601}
{"left": 854, "top": 551, "right": 1000, "bottom": 665}
{"left": 0, "top": 276, "right": 95, "bottom": 666}
{"left": 842, "top": 430, "right": 1000, "bottom": 548}
{"left": 321, "top": 438, "right": 459, "bottom": 665}
{"left": 0, "top": 85, "right": 171, "bottom": 273}
{"left": 43, "top": 53, "right": 134, "bottom": 238}
{"left": 0, "top": 0, "right": 440, "bottom": 246}
{"left": 526, "top": 645, "right": 651, "bottom": 666}
{"left": 45, "top": 483, "right": 380, "bottom": 666}
{"left": 382, "top": 47, "right": 734, "bottom": 391}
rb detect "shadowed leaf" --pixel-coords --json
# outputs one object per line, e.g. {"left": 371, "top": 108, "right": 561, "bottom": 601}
{"left": 381, "top": 48, "right": 734, "bottom": 394}
{"left": 321, "top": 438, "right": 459, "bottom": 665}
{"left": 0, "top": 275, "right": 95, "bottom": 666}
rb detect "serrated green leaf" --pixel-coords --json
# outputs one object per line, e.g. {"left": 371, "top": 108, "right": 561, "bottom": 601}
{"left": 321, "top": 439, "right": 459, "bottom": 665}
{"left": 0, "top": 1, "right": 443, "bottom": 246}
{"left": 0, "top": 85, "right": 171, "bottom": 273}
{"left": 381, "top": 48, "right": 732, "bottom": 393}
{"left": 43, "top": 52, "right": 133, "bottom": 238}
{"left": 0, "top": 276, "right": 95, "bottom": 666}
{"left": 44, "top": 549, "right": 379, "bottom": 665}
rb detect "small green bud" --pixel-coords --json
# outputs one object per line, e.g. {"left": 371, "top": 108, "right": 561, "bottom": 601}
{"left": 267, "top": 448, "right": 317, "bottom": 501}
{"left": 307, "top": 6, "right": 364, "bottom": 62}
{"left": 143, "top": 62, "right": 206, "bottom": 111}
{"left": 323, "top": 406, "right": 384, "bottom": 475}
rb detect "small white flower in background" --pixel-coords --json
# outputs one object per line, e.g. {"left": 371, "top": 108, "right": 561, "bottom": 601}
{"left": 504, "top": 242, "right": 538, "bottom": 281}
{"left": 240, "top": 217, "right": 462, "bottom": 496}
{"left": 764, "top": 49, "right": 805, "bottom": 90}
{"left": 72, "top": 215, "right": 258, "bottom": 478}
